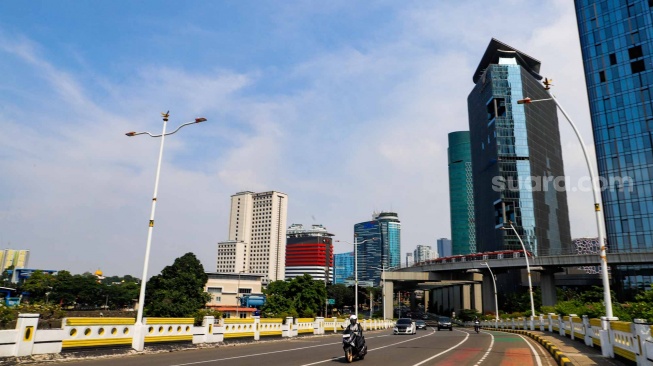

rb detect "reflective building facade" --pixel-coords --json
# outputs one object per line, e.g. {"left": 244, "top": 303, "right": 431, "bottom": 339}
{"left": 334, "top": 252, "right": 354, "bottom": 284}
{"left": 353, "top": 212, "right": 401, "bottom": 286}
{"left": 467, "top": 39, "right": 572, "bottom": 255}
{"left": 448, "top": 131, "right": 477, "bottom": 255}
{"left": 575, "top": 0, "right": 653, "bottom": 292}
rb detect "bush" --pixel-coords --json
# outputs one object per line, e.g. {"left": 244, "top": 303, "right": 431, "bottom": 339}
{"left": 193, "top": 308, "right": 222, "bottom": 326}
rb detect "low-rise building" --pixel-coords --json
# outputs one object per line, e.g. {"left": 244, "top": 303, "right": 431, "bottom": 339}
{"left": 204, "top": 272, "right": 264, "bottom": 319}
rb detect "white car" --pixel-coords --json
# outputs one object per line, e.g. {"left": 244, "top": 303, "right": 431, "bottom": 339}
{"left": 393, "top": 318, "right": 416, "bottom": 335}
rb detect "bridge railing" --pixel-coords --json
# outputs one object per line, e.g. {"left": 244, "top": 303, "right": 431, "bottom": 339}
{"left": 0, "top": 314, "right": 394, "bottom": 358}
{"left": 479, "top": 314, "right": 653, "bottom": 365}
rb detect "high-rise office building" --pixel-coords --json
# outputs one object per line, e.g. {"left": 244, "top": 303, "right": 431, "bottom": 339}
{"left": 468, "top": 39, "right": 572, "bottom": 255}
{"left": 216, "top": 191, "right": 288, "bottom": 284}
{"left": 448, "top": 131, "right": 477, "bottom": 255}
{"left": 413, "top": 245, "right": 435, "bottom": 264}
{"left": 405, "top": 252, "right": 413, "bottom": 267}
{"left": 334, "top": 252, "right": 354, "bottom": 284}
{"left": 353, "top": 212, "right": 401, "bottom": 286}
{"left": 575, "top": 0, "right": 653, "bottom": 292}
{"left": 285, "top": 224, "right": 334, "bottom": 283}
{"left": 436, "top": 238, "right": 452, "bottom": 258}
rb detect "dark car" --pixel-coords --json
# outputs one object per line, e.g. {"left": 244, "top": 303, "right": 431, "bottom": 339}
{"left": 437, "top": 316, "right": 453, "bottom": 331}
{"left": 414, "top": 320, "right": 427, "bottom": 330}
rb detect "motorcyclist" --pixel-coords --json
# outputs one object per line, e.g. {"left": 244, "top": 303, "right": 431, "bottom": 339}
{"left": 345, "top": 315, "right": 365, "bottom": 349}
{"left": 473, "top": 316, "right": 480, "bottom": 333}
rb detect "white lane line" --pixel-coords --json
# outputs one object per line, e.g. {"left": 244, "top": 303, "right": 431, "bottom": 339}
{"left": 410, "top": 329, "right": 470, "bottom": 366}
{"left": 167, "top": 331, "right": 392, "bottom": 366}
{"left": 516, "top": 333, "right": 543, "bottom": 366}
{"left": 473, "top": 331, "right": 494, "bottom": 366}
{"left": 298, "top": 330, "right": 437, "bottom": 366}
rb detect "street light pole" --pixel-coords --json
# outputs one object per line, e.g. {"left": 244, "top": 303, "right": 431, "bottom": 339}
{"left": 518, "top": 89, "right": 614, "bottom": 319}
{"left": 502, "top": 220, "right": 535, "bottom": 325}
{"left": 480, "top": 262, "right": 498, "bottom": 324}
{"left": 126, "top": 112, "right": 207, "bottom": 331}
{"left": 335, "top": 237, "right": 377, "bottom": 319}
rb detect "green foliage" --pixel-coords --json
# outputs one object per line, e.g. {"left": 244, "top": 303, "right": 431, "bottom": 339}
{"left": 262, "top": 274, "right": 326, "bottom": 318}
{"left": 327, "top": 284, "right": 354, "bottom": 309}
{"left": 457, "top": 308, "right": 481, "bottom": 321}
{"left": 192, "top": 308, "right": 222, "bottom": 326}
{"left": 144, "top": 253, "right": 211, "bottom": 318}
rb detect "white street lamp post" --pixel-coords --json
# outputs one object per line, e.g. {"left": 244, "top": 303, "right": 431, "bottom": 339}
{"left": 126, "top": 112, "right": 207, "bottom": 335}
{"left": 480, "top": 262, "right": 498, "bottom": 325}
{"left": 518, "top": 89, "right": 614, "bottom": 319}
{"left": 336, "top": 237, "right": 377, "bottom": 319}
{"left": 502, "top": 220, "right": 535, "bottom": 328}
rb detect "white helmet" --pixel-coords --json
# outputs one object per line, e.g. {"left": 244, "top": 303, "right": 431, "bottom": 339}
{"left": 349, "top": 314, "right": 357, "bottom": 324}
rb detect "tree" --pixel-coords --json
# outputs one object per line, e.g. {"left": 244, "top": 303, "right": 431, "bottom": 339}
{"left": 144, "top": 253, "right": 210, "bottom": 317}
{"left": 22, "top": 270, "right": 55, "bottom": 302}
{"left": 262, "top": 274, "right": 327, "bottom": 318}
{"left": 327, "top": 284, "right": 354, "bottom": 310}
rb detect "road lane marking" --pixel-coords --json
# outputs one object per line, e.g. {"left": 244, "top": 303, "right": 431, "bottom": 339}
{"left": 515, "top": 333, "right": 542, "bottom": 366}
{"left": 298, "top": 330, "right": 437, "bottom": 366}
{"left": 167, "top": 331, "right": 393, "bottom": 366}
{"left": 410, "top": 329, "right": 470, "bottom": 366}
{"left": 474, "top": 330, "right": 494, "bottom": 366}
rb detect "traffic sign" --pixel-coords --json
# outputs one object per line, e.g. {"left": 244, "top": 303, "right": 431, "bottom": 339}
{"left": 327, "top": 298, "right": 335, "bottom": 305}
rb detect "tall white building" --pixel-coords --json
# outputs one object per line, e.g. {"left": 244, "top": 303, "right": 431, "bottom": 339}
{"left": 216, "top": 191, "right": 288, "bottom": 284}
{"left": 413, "top": 245, "right": 435, "bottom": 264}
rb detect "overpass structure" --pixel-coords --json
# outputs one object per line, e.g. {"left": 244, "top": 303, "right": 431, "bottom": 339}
{"left": 381, "top": 251, "right": 653, "bottom": 317}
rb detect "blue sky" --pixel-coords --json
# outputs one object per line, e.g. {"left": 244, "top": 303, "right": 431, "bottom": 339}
{"left": 0, "top": 1, "right": 599, "bottom": 277}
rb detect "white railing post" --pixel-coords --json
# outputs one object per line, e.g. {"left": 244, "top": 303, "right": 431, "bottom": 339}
{"left": 254, "top": 316, "right": 260, "bottom": 340}
{"left": 633, "top": 318, "right": 651, "bottom": 365}
{"left": 539, "top": 314, "right": 544, "bottom": 331}
{"left": 600, "top": 317, "right": 614, "bottom": 358}
{"left": 559, "top": 316, "right": 565, "bottom": 336}
{"left": 547, "top": 314, "right": 554, "bottom": 333}
{"left": 583, "top": 316, "right": 592, "bottom": 346}
{"left": 282, "top": 317, "right": 293, "bottom": 337}
{"left": 14, "top": 313, "right": 39, "bottom": 357}
{"left": 332, "top": 317, "right": 338, "bottom": 333}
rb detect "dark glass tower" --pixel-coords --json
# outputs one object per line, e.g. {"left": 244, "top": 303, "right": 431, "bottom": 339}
{"left": 575, "top": 0, "right": 653, "bottom": 293}
{"left": 353, "top": 212, "right": 401, "bottom": 286}
{"left": 467, "top": 39, "right": 572, "bottom": 255}
{"left": 448, "top": 131, "right": 477, "bottom": 255}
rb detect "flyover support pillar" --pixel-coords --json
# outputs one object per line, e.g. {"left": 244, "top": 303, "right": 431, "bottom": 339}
{"left": 473, "top": 282, "right": 482, "bottom": 313}
{"left": 482, "top": 274, "right": 495, "bottom": 315}
{"left": 462, "top": 284, "right": 471, "bottom": 310}
{"left": 540, "top": 270, "right": 557, "bottom": 307}
{"left": 383, "top": 280, "right": 394, "bottom": 319}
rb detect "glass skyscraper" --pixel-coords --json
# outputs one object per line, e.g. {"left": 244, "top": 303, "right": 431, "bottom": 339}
{"left": 468, "top": 39, "right": 572, "bottom": 255}
{"left": 334, "top": 252, "right": 354, "bottom": 284}
{"left": 575, "top": 0, "right": 653, "bottom": 292}
{"left": 448, "top": 131, "right": 477, "bottom": 255}
{"left": 353, "top": 212, "right": 401, "bottom": 286}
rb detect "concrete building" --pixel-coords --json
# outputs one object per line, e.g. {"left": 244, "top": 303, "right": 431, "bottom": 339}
{"left": 448, "top": 131, "right": 477, "bottom": 255}
{"left": 216, "top": 191, "right": 288, "bottom": 284}
{"left": 413, "top": 245, "right": 435, "bottom": 265}
{"left": 204, "top": 272, "right": 264, "bottom": 319}
{"left": 575, "top": 0, "right": 653, "bottom": 293}
{"left": 353, "top": 212, "right": 401, "bottom": 286}
{"left": 0, "top": 250, "right": 29, "bottom": 272}
{"left": 285, "top": 224, "right": 334, "bottom": 283}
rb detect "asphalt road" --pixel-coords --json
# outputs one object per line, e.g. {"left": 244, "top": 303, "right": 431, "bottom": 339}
{"left": 50, "top": 327, "right": 556, "bottom": 366}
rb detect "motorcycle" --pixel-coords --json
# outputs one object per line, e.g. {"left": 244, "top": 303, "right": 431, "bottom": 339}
{"left": 342, "top": 327, "right": 367, "bottom": 363}
{"left": 474, "top": 321, "right": 480, "bottom": 334}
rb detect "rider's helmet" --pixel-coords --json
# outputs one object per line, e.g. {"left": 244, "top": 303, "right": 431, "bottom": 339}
{"left": 349, "top": 314, "right": 358, "bottom": 325}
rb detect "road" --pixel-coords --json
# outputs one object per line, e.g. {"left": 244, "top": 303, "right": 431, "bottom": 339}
{"left": 53, "top": 327, "right": 556, "bottom": 366}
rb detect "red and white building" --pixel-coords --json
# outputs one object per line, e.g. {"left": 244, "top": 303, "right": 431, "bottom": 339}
{"left": 284, "top": 224, "right": 334, "bottom": 283}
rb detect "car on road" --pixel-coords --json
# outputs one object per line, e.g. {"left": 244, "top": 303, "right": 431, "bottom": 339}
{"left": 393, "top": 318, "right": 416, "bottom": 335}
{"left": 414, "top": 320, "right": 427, "bottom": 330}
{"left": 437, "top": 316, "right": 453, "bottom": 331}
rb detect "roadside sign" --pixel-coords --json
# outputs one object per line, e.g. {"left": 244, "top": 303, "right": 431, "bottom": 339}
{"left": 327, "top": 298, "right": 335, "bottom": 305}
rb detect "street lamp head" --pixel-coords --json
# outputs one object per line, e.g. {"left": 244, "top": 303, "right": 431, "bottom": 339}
{"left": 195, "top": 117, "right": 207, "bottom": 123}
{"left": 517, "top": 97, "right": 532, "bottom": 105}
{"left": 125, "top": 131, "right": 136, "bottom": 137}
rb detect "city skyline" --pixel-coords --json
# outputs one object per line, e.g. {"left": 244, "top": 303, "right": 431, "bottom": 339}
{"left": 0, "top": 1, "right": 601, "bottom": 277}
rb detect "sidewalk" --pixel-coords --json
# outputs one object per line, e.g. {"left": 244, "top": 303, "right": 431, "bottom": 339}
{"left": 516, "top": 330, "right": 628, "bottom": 366}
